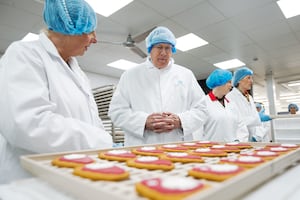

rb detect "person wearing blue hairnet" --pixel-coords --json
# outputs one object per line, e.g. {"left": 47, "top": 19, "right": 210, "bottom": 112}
{"left": 194, "top": 69, "right": 239, "bottom": 142}
{"left": 288, "top": 103, "right": 299, "bottom": 114}
{"left": 0, "top": 0, "right": 112, "bottom": 183}
{"left": 255, "top": 102, "right": 272, "bottom": 142}
{"left": 226, "top": 67, "right": 263, "bottom": 142}
{"left": 109, "top": 26, "right": 207, "bottom": 146}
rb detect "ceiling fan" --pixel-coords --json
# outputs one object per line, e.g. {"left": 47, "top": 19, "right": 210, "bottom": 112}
{"left": 98, "top": 26, "right": 156, "bottom": 58}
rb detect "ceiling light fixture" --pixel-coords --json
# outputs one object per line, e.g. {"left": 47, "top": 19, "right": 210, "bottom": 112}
{"left": 86, "top": 0, "right": 134, "bottom": 17}
{"left": 213, "top": 59, "right": 245, "bottom": 70}
{"left": 176, "top": 33, "right": 208, "bottom": 52}
{"left": 277, "top": 0, "right": 300, "bottom": 18}
{"left": 287, "top": 81, "right": 300, "bottom": 87}
{"left": 107, "top": 59, "right": 138, "bottom": 70}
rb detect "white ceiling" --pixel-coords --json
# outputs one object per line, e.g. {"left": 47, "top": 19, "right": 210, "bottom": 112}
{"left": 1, "top": 0, "right": 300, "bottom": 112}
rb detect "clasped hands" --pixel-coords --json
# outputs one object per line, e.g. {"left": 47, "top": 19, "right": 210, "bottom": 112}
{"left": 145, "top": 112, "right": 181, "bottom": 133}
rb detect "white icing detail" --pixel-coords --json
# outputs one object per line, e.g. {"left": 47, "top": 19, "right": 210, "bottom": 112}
{"left": 195, "top": 148, "right": 210, "bottom": 152}
{"left": 183, "top": 142, "right": 196, "bottom": 146}
{"left": 226, "top": 142, "right": 239, "bottom": 145}
{"left": 107, "top": 150, "right": 130, "bottom": 154}
{"left": 85, "top": 163, "right": 114, "bottom": 170}
{"left": 163, "top": 144, "right": 178, "bottom": 148}
{"left": 199, "top": 164, "right": 238, "bottom": 172}
{"left": 167, "top": 152, "right": 188, "bottom": 157}
{"left": 270, "top": 147, "right": 287, "bottom": 151}
{"left": 212, "top": 145, "right": 225, "bottom": 148}
{"left": 238, "top": 156, "right": 262, "bottom": 162}
{"left": 198, "top": 141, "right": 210, "bottom": 144}
{"left": 256, "top": 151, "right": 276, "bottom": 156}
{"left": 161, "top": 177, "right": 199, "bottom": 190}
{"left": 147, "top": 179, "right": 159, "bottom": 187}
{"left": 137, "top": 156, "right": 159, "bottom": 162}
{"left": 63, "top": 154, "right": 86, "bottom": 160}
{"left": 281, "top": 144, "right": 297, "bottom": 148}
{"left": 141, "top": 146, "right": 156, "bottom": 151}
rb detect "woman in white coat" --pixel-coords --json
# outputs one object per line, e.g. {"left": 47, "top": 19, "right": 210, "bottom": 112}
{"left": 226, "top": 67, "right": 262, "bottom": 142}
{"left": 197, "top": 69, "right": 238, "bottom": 142}
{"left": 108, "top": 26, "right": 207, "bottom": 146}
{"left": 0, "top": 0, "right": 112, "bottom": 183}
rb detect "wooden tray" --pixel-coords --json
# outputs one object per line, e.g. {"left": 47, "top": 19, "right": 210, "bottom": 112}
{"left": 20, "top": 142, "right": 300, "bottom": 200}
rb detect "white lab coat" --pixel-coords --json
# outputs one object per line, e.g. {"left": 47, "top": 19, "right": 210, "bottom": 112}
{"left": 255, "top": 121, "right": 271, "bottom": 142}
{"left": 108, "top": 58, "right": 207, "bottom": 146}
{"left": 195, "top": 93, "right": 238, "bottom": 142}
{"left": 226, "top": 88, "right": 262, "bottom": 142}
{"left": 0, "top": 33, "right": 112, "bottom": 183}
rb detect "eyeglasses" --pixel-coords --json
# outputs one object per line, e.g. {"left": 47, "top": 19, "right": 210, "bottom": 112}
{"left": 153, "top": 45, "right": 172, "bottom": 53}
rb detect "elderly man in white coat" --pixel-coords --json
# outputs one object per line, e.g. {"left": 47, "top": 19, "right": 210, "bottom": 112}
{"left": 226, "top": 67, "right": 262, "bottom": 142}
{"left": 108, "top": 26, "right": 207, "bottom": 146}
{"left": 0, "top": 0, "right": 112, "bottom": 183}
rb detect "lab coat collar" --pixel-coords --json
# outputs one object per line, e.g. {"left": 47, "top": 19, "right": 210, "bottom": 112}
{"left": 39, "top": 32, "right": 78, "bottom": 67}
{"left": 146, "top": 57, "right": 174, "bottom": 71}
{"left": 39, "top": 32, "right": 89, "bottom": 96}
{"left": 39, "top": 32, "right": 62, "bottom": 59}
{"left": 208, "top": 91, "right": 229, "bottom": 103}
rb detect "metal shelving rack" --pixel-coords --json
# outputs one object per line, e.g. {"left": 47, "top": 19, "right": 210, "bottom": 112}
{"left": 92, "top": 85, "right": 124, "bottom": 144}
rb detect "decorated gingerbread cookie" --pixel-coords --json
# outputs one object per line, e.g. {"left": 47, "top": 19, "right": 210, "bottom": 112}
{"left": 240, "top": 150, "right": 279, "bottom": 160}
{"left": 159, "top": 144, "right": 189, "bottom": 152}
{"left": 132, "top": 146, "right": 164, "bottom": 156}
{"left": 99, "top": 149, "right": 136, "bottom": 162}
{"left": 73, "top": 163, "right": 129, "bottom": 181}
{"left": 190, "top": 148, "right": 228, "bottom": 157}
{"left": 160, "top": 152, "right": 204, "bottom": 163}
{"left": 126, "top": 156, "right": 174, "bottom": 171}
{"left": 220, "top": 156, "right": 264, "bottom": 168}
{"left": 196, "top": 141, "right": 219, "bottom": 147}
{"left": 52, "top": 154, "right": 94, "bottom": 168}
{"left": 210, "top": 145, "right": 241, "bottom": 153}
{"left": 225, "top": 142, "right": 253, "bottom": 149}
{"left": 188, "top": 164, "right": 245, "bottom": 181}
{"left": 136, "top": 177, "right": 209, "bottom": 200}
{"left": 180, "top": 142, "right": 201, "bottom": 149}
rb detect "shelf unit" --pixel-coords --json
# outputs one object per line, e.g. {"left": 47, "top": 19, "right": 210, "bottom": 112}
{"left": 272, "top": 117, "right": 300, "bottom": 143}
{"left": 92, "top": 85, "right": 124, "bottom": 144}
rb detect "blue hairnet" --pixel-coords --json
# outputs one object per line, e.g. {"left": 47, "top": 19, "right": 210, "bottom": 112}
{"left": 288, "top": 103, "right": 299, "bottom": 112}
{"left": 206, "top": 69, "right": 232, "bottom": 89}
{"left": 232, "top": 67, "right": 253, "bottom": 87}
{"left": 255, "top": 102, "right": 262, "bottom": 110}
{"left": 146, "top": 26, "right": 176, "bottom": 53}
{"left": 255, "top": 102, "right": 272, "bottom": 121}
{"left": 43, "top": 0, "right": 97, "bottom": 35}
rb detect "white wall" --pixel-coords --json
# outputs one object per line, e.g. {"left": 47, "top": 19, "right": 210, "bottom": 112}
{"left": 85, "top": 71, "right": 119, "bottom": 89}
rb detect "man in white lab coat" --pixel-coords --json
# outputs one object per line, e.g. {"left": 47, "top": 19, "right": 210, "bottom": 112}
{"left": 0, "top": 0, "right": 112, "bottom": 183}
{"left": 108, "top": 26, "right": 207, "bottom": 146}
{"left": 226, "top": 67, "right": 262, "bottom": 142}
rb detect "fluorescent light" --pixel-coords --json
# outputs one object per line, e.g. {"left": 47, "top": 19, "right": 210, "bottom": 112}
{"left": 213, "top": 59, "right": 245, "bottom": 69}
{"left": 287, "top": 82, "right": 300, "bottom": 87}
{"left": 85, "top": 0, "right": 133, "bottom": 17}
{"left": 22, "top": 32, "right": 38, "bottom": 41}
{"left": 176, "top": 33, "right": 208, "bottom": 52}
{"left": 107, "top": 59, "right": 138, "bottom": 70}
{"left": 277, "top": 0, "right": 300, "bottom": 18}
{"left": 280, "top": 95, "right": 300, "bottom": 100}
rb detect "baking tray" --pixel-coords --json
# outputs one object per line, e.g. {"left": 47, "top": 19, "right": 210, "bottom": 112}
{"left": 20, "top": 142, "right": 300, "bottom": 200}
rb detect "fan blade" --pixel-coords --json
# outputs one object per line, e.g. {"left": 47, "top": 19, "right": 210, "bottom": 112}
{"left": 132, "top": 26, "right": 157, "bottom": 43}
{"left": 129, "top": 46, "right": 147, "bottom": 58}
{"left": 97, "top": 41, "right": 123, "bottom": 45}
